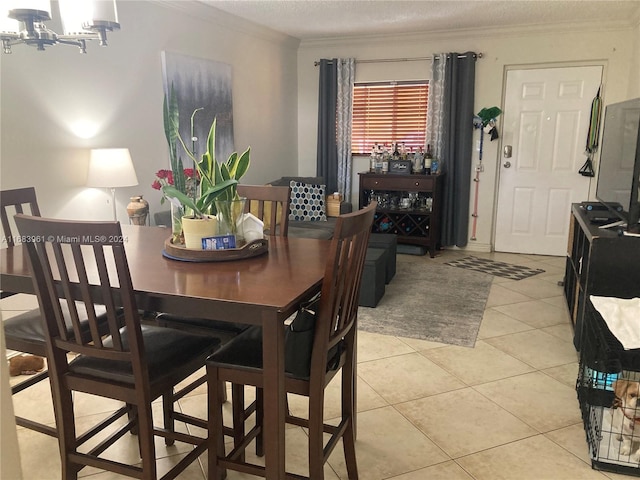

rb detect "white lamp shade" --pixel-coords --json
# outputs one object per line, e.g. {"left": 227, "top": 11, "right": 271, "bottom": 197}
{"left": 59, "top": 0, "right": 118, "bottom": 35}
{"left": 7, "top": 0, "right": 51, "bottom": 14}
{"left": 87, "top": 148, "right": 138, "bottom": 188}
{"left": 0, "top": 11, "right": 20, "bottom": 34}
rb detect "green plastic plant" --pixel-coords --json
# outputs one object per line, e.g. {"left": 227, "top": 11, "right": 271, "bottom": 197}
{"left": 161, "top": 85, "right": 250, "bottom": 218}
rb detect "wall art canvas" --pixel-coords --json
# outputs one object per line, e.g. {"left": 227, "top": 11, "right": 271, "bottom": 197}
{"left": 161, "top": 51, "right": 234, "bottom": 165}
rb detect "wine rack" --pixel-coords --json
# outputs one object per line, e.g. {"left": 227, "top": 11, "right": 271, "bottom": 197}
{"left": 359, "top": 172, "right": 443, "bottom": 257}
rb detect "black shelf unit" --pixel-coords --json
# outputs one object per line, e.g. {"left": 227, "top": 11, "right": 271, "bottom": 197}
{"left": 564, "top": 203, "right": 640, "bottom": 351}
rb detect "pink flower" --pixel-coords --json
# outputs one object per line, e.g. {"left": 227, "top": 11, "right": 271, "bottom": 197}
{"left": 151, "top": 180, "right": 162, "bottom": 190}
{"left": 183, "top": 168, "right": 194, "bottom": 178}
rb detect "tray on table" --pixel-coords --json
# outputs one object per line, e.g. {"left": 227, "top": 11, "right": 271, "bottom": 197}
{"left": 162, "top": 238, "right": 268, "bottom": 262}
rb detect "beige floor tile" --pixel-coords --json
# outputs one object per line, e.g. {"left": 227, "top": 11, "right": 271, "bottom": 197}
{"left": 457, "top": 434, "right": 609, "bottom": 480}
{"left": 542, "top": 322, "right": 575, "bottom": 343}
{"left": 542, "top": 362, "right": 580, "bottom": 388}
{"left": 500, "top": 276, "right": 564, "bottom": 300}
{"left": 476, "top": 308, "right": 533, "bottom": 340}
{"left": 0, "top": 293, "right": 39, "bottom": 310}
{"left": 494, "top": 299, "right": 569, "bottom": 328}
{"left": 396, "top": 387, "right": 536, "bottom": 458}
{"left": 485, "top": 283, "right": 533, "bottom": 307}
{"left": 545, "top": 423, "right": 594, "bottom": 465}
{"left": 474, "top": 371, "right": 582, "bottom": 433}
{"left": 421, "top": 340, "right": 535, "bottom": 385}
{"left": 396, "top": 335, "right": 450, "bottom": 352}
{"left": 485, "top": 329, "right": 578, "bottom": 370}
{"left": 543, "top": 295, "right": 571, "bottom": 308}
{"left": 495, "top": 300, "right": 569, "bottom": 328}
{"left": 328, "top": 406, "right": 448, "bottom": 479}
{"left": 358, "top": 352, "right": 465, "bottom": 404}
{"left": 285, "top": 374, "right": 388, "bottom": 421}
{"left": 385, "top": 460, "right": 474, "bottom": 479}
{"left": 357, "top": 330, "right": 415, "bottom": 362}
{"left": 12, "top": 376, "right": 56, "bottom": 429}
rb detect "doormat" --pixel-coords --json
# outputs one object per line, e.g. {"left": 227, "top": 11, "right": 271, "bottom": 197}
{"left": 444, "top": 256, "right": 545, "bottom": 281}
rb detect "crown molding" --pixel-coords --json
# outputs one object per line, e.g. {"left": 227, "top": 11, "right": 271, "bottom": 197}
{"left": 299, "top": 17, "right": 637, "bottom": 49}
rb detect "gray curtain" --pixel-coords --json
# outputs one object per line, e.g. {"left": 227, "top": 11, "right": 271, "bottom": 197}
{"left": 336, "top": 58, "right": 355, "bottom": 200}
{"left": 317, "top": 58, "right": 338, "bottom": 193}
{"left": 436, "top": 52, "right": 477, "bottom": 247}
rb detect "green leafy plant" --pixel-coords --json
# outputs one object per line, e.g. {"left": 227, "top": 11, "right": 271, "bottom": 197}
{"left": 161, "top": 85, "right": 250, "bottom": 218}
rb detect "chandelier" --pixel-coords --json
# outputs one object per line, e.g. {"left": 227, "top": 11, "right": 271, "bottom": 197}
{"left": 0, "top": 1, "right": 120, "bottom": 54}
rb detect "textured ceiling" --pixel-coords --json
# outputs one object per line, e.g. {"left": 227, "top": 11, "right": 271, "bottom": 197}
{"left": 199, "top": 0, "right": 640, "bottom": 39}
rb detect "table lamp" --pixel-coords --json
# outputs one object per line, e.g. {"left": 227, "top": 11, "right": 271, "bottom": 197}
{"left": 87, "top": 148, "right": 138, "bottom": 221}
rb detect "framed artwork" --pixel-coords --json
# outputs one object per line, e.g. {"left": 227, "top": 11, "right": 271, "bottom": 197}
{"left": 161, "top": 51, "right": 234, "bottom": 165}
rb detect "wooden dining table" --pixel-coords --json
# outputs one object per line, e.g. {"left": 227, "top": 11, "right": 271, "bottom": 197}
{"left": 0, "top": 224, "right": 331, "bottom": 480}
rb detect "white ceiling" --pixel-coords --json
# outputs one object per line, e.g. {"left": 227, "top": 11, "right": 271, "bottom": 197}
{"left": 200, "top": 0, "right": 640, "bottom": 40}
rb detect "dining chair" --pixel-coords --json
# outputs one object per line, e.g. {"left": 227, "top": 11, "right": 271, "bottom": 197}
{"left": 1, "top": 187, "right": 110, "bottom": 438}
{"left": 206, "top": 202, "right": 376, "bottom": 480}
{"left": 14, "top": 214, "right": 221, "bottom": 480}
{"left": 154, "top": 184, "right": 293, "bottom": 403}
{"left": 237, "top": 184, "right": 291, "bottom": 237}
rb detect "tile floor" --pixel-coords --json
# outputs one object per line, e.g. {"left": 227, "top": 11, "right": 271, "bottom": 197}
{"left": 2, "top": 250, "right": 630, "bottom": 479}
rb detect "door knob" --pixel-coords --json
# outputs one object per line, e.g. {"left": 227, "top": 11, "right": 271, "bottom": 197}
{"left": 503, "top": 161, "right": 512, "bottom": 168}
{"left": 503, "top": 145, "right": 512, "bottom": 158}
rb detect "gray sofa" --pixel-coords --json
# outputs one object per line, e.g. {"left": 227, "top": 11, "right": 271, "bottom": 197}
{"left": 267, "top": 176, "right": 352, "bottom": 240}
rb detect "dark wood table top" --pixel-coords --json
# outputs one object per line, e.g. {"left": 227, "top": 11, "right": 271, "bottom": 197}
{"left": 0, "top": 225, "right": 330, "bottom": 324}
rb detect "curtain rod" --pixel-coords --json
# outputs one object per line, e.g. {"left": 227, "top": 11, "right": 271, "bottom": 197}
{"left": 314, "top": 53, "right": 482, "bottom": 66}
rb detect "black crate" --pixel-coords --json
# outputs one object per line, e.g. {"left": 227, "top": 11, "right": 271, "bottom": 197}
{"left": 578, "top": 299, "right": 640, "bottom": 475}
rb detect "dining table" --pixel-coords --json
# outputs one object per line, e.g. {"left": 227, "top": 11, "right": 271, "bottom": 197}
{"left": 0, "top": 224, "right": 331, "bottom": 480}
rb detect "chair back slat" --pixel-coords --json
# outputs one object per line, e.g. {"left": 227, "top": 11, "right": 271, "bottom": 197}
{"left": 237, "top": 185, "right": 291, "bottom": 237}
{"left": 310, "top": 202, "right": 376, "bottom": 381}
{"left": 13, "top": 215, "right": 143, "bottom": 370}
{"left": 0, "top": 187, "right": 41, "bottom": 247}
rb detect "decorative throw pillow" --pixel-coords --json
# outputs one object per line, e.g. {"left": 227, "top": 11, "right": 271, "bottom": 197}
{"left": 289, "top": 181, "right": 327, "bottom": 221}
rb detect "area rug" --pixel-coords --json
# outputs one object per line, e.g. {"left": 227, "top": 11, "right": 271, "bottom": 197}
{"left": 357, "top": 262, "right": 493, "bottom": 347}
{"left": 444, "top": 256, "right": 545, "bottom": 281}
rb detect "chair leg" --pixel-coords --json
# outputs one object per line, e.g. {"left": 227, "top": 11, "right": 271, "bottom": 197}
{"left": 57, "top": 387, "right": 78, "bottom": 480}
{"left": 255, "top": 387, "right": 264, "bottom": 457}
{"left": 231, "top": 383, "right": 245, "bottom": 462}
{"left": 163, "top": 390, "right": 175, "bottom": 446}
{"left": 207, "top": 365, "right": 226, "bottom": 480}
{"left": 137, "top": 403, "right": 157, "bottom": 480}
{"left": 307, "top": 390, "right": 325, "bottom": 479}
{"left": 342, "top": 362, "right": 359, "bottom": 479}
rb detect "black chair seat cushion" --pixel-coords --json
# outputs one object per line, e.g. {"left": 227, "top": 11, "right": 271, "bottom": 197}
{"left": 70, "top": 325, "right": 220, "bottom": 386}
{"left": 4, "top": 303, "right": 113, "bottom": 345}
{"left": 207, "top": 325, "right": 342, "bottom": 380}
{"left": 155, "top": 313, "right": 249, "bottom": 334}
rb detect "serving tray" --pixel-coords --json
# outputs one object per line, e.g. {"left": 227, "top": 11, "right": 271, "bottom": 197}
{"left": 162, "top": 237, "right": 268, "bottom": 262}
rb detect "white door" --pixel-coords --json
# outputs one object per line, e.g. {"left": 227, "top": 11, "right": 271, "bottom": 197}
{"left": 495, "top": 66, "right": 603, "bottom": 255}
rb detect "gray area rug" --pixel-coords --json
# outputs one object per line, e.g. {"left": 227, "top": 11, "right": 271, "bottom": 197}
{"left": 357, "top": 262, "right": 493, "bottom": 347}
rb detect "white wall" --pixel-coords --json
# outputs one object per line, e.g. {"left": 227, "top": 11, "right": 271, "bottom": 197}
{"left": 298, "top": 21, "right": 639, "bottom": 251}
{"left": 0, "top": 1, "right": 300, "bottom": 224}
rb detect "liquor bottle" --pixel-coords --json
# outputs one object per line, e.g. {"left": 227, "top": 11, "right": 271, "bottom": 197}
{"left": 412, "top": 146, "right": 424, "bottom": 174}
{"left": 424, "top": 144, "right": 433, "bottom": 175}
{"left": 370, "top": 146, "right": 377, "bottom": 173}
{"left": 392, "top": 143, "right": 400, "bottom": 161}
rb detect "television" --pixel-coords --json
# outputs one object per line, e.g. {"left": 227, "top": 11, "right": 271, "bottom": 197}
{"left": 595, "top": 97, "right": 640, "bottom": 234}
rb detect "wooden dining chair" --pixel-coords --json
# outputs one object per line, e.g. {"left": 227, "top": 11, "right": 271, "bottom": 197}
{"left": 14, "top": 214, "right": 221, "bottom": 480}
{"left": 237, "top": 184, "right": 291, "bottom": 237}
{"left": 206, "top": 202, "right": 376, "bottom": 480}
{"left": 155, "top": 184, "right": 293, "bottom": 402}
{"left": 155, "top": 184, "right": 291, "bottom": 340}
{"left": 2, "top": 187, "right": 94, "bottom": 438}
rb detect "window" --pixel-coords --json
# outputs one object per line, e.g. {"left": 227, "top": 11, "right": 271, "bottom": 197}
{"left": 351, "top": 81, "right": 429, "bottom": 155}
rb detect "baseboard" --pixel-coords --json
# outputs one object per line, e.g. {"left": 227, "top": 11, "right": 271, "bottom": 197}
{"left": 443, "top": 242, "right": 492, "bottom": 253}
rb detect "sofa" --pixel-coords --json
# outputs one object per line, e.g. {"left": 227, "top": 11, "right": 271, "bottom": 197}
{"left": 267, "top": 176, "right": 352, "bottom": 240}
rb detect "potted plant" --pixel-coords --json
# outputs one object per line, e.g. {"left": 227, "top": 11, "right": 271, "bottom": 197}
{"left": 157, "top": 85, "right": 250, "bottom": 247}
